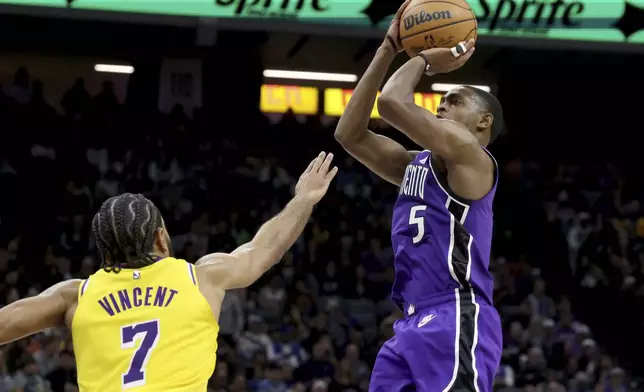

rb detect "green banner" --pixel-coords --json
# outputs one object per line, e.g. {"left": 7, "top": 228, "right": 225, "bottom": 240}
{"left": 3, "top": 0, "right": 644, "bottom": 44}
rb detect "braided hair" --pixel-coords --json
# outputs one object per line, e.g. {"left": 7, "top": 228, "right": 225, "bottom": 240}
{"left": 92, "top": 193, "right": 166, "bottom": 272}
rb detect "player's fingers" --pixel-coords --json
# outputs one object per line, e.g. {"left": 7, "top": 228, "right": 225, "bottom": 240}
{"left": 303, "top": 158, "right": 316, "bottom": 174}
{"left": 459, "top": 48, "right": 475, "bottom": 64}
{"left": 450, "top": 48, "right": 474, "bottom": 71}
{"left": 312, "top": 151, "right": 326, "bottom": 173}
{"left": 451, "top": 41, "right": 470, "bottom": 58}
{"left": 464, "top": 48, "right": 475, "bottom": 61}
{"left": 318, "top": 152, "right": 334, "bottom": 174}
{"left": 464, "top": 38, "right": 475, "bottom": 51}
{"left": 325, "top": 166, "right": 339, "bottom": 182}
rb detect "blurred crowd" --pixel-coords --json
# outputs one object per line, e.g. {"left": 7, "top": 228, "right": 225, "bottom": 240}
{"left": 0, "top": 67, "right": 642, "bottom": 392}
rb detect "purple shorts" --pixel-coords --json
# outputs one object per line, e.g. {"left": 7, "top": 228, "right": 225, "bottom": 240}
{"left": 369, "top": 291, "right": 502, "bottom": 392}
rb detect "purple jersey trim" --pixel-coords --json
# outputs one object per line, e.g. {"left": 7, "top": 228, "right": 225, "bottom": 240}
{"left": 187, "top": 263, "right": 197, "bottom": 286}
{"left": 80, "top": 278, "right": 90, "bottom": 296}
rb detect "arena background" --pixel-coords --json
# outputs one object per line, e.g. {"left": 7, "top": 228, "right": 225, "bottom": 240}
{"left": 0, "top": 1, "right": 643, "bottom": 391}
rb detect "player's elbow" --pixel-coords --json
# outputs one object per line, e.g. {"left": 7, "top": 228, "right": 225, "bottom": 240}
{"left": 377, "top": 94, "right": 404, "bottom": 122}
{"left": 334, "top": 125, "right": 364, "bottom": 147}
{"left": 334, "top": 129, "right": 351, "bottom": 145}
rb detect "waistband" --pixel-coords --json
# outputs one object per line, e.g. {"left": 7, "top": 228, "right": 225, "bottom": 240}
{"left": 401, "top": 289, "right": 489, "bottom": 317}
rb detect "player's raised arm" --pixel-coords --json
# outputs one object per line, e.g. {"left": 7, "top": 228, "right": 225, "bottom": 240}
{"left": 195, "top": 152, "right": 338, "bottom": 290}
{"left": 378, "top": 41, "right": 479, "bottom": 162}
{"left": 334, "top": 0, "right": 417, "bottom": 187}
{"left": 377, "top": 41, "right": 496, "bottom": 199}
{"left": 0, "top": 279, "right": 80, "bottom": 345}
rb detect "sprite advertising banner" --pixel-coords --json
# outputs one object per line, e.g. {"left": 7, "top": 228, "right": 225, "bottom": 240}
{"left": 3, "top": 0, "right": 644, "bottom": 44}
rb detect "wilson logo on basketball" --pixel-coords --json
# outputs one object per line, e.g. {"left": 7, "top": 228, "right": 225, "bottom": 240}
{"left": 403, "top": 10, "right": 453, "bottom": 30}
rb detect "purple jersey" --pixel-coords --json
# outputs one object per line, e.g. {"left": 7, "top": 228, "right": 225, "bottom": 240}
{"left": 391, "top": 149, "right": 497, "bottom": 311}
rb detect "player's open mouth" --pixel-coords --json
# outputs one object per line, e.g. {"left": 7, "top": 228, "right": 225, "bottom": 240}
{"left": 436, "top": 114, "right": 445, "bottom": 119}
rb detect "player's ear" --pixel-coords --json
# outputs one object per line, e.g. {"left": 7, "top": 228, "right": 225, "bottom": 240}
{"left": 478, "top": 113, "right": 494, "bottom": 131}
{"left": 154, "top": 227, "right": 170, "bottom": 256}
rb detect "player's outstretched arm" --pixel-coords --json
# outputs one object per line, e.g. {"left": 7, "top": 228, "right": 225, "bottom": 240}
{"left": 334, "top": 0, "right": 416, "bottom": 187}
{"left": 0, "top": 279, "right": 80, "bottom": 345}
{"left": 196, "top": 152, "right": 338, "bottom": 290}
{"left": 378, "top": 41, "right": 479, "bottom": 162}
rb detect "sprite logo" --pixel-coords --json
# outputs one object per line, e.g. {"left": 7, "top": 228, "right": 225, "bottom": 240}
{"left": 213, "top": 0, "right": 328, "bottom": 18}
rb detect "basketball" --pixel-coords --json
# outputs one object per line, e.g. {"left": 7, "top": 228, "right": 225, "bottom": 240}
{"left": 399, "top": 0, "right": 477, "bottom": 57}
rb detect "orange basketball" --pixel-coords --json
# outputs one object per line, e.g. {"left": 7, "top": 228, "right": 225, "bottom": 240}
{"left": 399, "top": 0, "right": 477, "bottom": 57}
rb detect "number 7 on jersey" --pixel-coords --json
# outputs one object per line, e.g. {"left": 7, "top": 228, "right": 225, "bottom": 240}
{"left": 121, "top": 320, "right": 160, "bottom": 389}
{"left": 409, "top": 205, "right": 427, "bottom": 244}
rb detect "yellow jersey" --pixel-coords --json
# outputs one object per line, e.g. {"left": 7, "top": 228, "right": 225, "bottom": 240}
{"left": 71, "top": 257, "right": 219, "bottom": 392}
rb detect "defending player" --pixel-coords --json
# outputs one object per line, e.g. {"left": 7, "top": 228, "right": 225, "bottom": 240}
{"left": 0, "top": 152, "right": 338, "bottom": 392}
{"left": 334, "top": 3, "right": 503, "bottom": 392}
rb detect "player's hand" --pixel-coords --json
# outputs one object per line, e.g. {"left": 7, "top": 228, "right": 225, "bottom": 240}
{"left": 419, "top": 39, "right": 475, "bottom": 74}
{"left": 384, "top": 0, "right": 412, "bottom": 53}
{"left": 295, "top": 152, "right": 338, "bottom": 204}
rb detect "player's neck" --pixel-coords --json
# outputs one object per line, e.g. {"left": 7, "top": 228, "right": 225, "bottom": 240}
{"left": 120, "top": 255, "right": 167, "bottom": 269}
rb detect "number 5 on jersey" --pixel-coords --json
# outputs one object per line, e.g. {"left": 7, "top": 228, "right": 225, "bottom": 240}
{"left": 121, "top": 320, "right": 160, "bottom": 389}
{"left": 409, "top": 205, "right": 427, "bottom": 244}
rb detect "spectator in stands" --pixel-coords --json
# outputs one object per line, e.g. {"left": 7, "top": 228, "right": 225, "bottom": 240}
{"left": 5, "top": 67, "right": 30, "bottom": 104}
{"left": 522, "top": 277, "right": 556, "bottom": 319}
{"left": 61, "top": 78, "right": 91, "bottom": 118}
{"left": 13, "top": 356, "right": 48, "bottom": 392}
{"left": 29, "top": 80, "right": 55, "bottom": 116}
{"left": 238, "top": 316, "right": 273, "bottom": 363}
{"left": 220, "top": 289, "right": 246, "bottom": 339}
{"left": 46, "top": 350, "right": 77, "bottom": 392}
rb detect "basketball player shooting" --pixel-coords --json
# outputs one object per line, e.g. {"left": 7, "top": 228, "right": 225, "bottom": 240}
{"left": 0, "top": 152, "right": 337, "bottom": 392}
{"left": 335, "top": 3, "right": 503, "bottom": 392}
